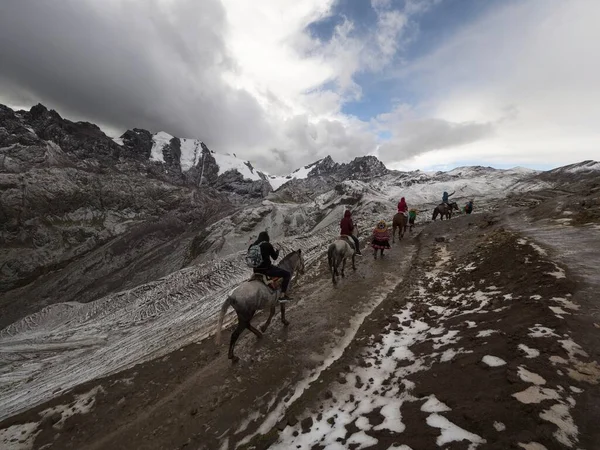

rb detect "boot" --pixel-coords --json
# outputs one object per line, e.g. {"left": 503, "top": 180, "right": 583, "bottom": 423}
{"left": 279, "top": 293, "right": 293, "bottom": 303}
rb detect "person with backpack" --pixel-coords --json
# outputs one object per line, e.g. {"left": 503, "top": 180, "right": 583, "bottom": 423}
{"left": 246, "top": 231, "right": 293, "bottom": 302}
{"left": 464, "top": 200, "right": 474, "bottom": 214}
{"left": 340, "top": 210, "right": 362, "bottom": 256}
{"left": 408, "top": 207, "right": 427, "bottom": 230}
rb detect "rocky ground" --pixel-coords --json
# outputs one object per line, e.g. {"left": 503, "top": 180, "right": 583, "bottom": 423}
{"left": 1, "top": 191, "right": 599, "bottom": 450}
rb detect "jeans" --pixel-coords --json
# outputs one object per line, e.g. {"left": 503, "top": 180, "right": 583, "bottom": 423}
{"left": 255, "top": 265, "right": 291, "bottom": 292}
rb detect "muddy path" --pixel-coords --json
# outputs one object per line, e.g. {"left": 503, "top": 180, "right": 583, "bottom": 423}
{"left": 2, "top": 210, "right": 600, "bottom": 450}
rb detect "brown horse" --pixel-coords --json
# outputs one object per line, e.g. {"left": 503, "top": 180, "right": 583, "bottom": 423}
{"left": 432, "top": 202, "right": 459, "bottom": 221}
{"left": 392, "top": 213, "right": 407, "bottom": 243}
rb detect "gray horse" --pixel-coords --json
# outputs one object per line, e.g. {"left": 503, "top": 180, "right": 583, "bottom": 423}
{"left": 327, "top": 227, "right": 358, "bottom": 285}
{"left": 215, "top": 249, "right": 305, "bottom": 362}
{"left": 432, "top": 201, "right": 459, "bottom": 221}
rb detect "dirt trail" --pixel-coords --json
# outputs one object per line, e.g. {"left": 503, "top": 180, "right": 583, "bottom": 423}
{"left": 2, "top": 209, "right": 600, "bottom": 450}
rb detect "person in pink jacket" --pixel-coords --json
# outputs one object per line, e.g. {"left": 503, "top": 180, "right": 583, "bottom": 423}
{"left": 397, "top": 197, "right": 408, "bottom": 214}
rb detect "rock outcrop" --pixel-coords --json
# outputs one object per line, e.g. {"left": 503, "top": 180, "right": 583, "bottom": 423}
{"left": 0, "top": 104, "right": 239, "bottom": 327}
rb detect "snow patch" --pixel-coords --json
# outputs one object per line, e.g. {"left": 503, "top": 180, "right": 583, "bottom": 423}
{"left": 0, "top": 423, "right": 40, "bottom": 450}
{"left": 493, "top": 421, "right": 506, "bottom": 432}
{"left": 476, "top": 329, "right": 498, "bottom": 338}
{"left": 179, "top": 138, "right": 203, "bottom": 171}
{"left": 421, "top": 395, "right": 451, "bottom": 413}
{"left": 529, "top": 242, "right": 548, "bottom": 256}
{"left": 549, "top": 306, "right": 569, "bottom": 318}
{"left": 347, "top": 431, "right": 378, "bottom": 449}
{"left": 213, "top": 152, "right": 262, "bottom": 181}
{"left": 517, "top": 366, "right": 546, "bottom": 385}
{"left": 551, "top": 297, "right": 580, "bottom": 311}
{"left": 426, "top": 413, "right": 486, "bottom": 447}
{"left": 547, "top": 265, "right": 566, "bottom": 279}
{"left": 39, "top": 385, "right": 104, "bottom": 429}
{"left": 150, "top": 131, "right": 172, "bottom": 163}
{"left": 529, "top": 326, "right": 559, "bottom": 338}
{"left": 512, "top": 386, "right": 559, "bottom": 404}
{"left": 518, "top": 443, "right": 548, "bottom": 450}
{"left": 540, "top": 403, "right": 579, "bottom": 447}
{"left": 482, "top": 355, "right": 506, "bottom": 367}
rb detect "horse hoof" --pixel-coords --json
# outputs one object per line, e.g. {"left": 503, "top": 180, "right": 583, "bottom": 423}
{"left": 230, "top": 355, "right": 239, "bottom": 364}
{"left": 259, "top": 326, "right": 267, "bottom": 333}
{"left": 282, "top": 320, "right": 290, "bottom": 327}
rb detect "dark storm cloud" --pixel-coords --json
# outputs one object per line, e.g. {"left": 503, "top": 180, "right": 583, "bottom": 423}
{"left": 0, "top": 0, "right": 270, "bottom": 148}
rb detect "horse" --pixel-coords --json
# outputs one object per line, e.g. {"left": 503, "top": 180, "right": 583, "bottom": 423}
{"left": 327, "top": 226, "right": 358, "bottom": 285}
{"left": 392, "top": 212, "right": 407, "bottom": 243}
{"left": 215, "top": 249, "right": 305, "bottom": 362}
{"left": 432, "top": 202, "right": 459, "bottom": 221}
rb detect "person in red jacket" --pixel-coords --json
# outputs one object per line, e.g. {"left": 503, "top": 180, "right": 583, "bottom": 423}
{"left": 397, "top": 197, "right": 408, "bottom": 214}
{"left": 340, "top": 210, "right": 362, "bottom": 256}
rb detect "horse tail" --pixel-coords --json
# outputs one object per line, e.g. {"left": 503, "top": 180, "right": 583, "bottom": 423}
{"left": 215, "top": 296, "right": 233, "bottom": 345}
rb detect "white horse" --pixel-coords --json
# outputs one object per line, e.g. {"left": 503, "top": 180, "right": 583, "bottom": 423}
{"left": 215, "top": 250, "right": 305, "bottom": 362}
{"left": 327, "top": 226, "right": 358, "bottom": 285}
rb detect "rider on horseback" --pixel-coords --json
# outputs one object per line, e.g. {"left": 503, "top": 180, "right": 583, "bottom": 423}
{"left": 442, "top": 191, "right": 455, "bottom": 207}
{"left": 249, "top": 231, "right": 293, "bottom": 303}
{"left": 397, "top": 197, "right": 408, "bottom": 215}
{"left": 340, "top": 210, "right": 362, "bottom": 256}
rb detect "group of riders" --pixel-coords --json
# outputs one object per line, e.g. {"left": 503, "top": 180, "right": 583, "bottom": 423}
{"left": 245, "top": 191, "right": 475, "bottom": 303}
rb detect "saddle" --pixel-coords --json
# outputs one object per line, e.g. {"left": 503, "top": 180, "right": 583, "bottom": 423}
{"left": 249, "top": 273, "right": 282, "bottom": 290}
{"left": 336, "top": 234, "right": 356, "bottom": 251}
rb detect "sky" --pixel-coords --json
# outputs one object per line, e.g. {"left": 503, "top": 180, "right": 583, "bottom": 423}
{"left": 0, "top": 0, "right": 598, "bottom": 174}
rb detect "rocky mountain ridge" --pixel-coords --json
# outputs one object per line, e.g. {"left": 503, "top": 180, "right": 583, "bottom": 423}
{"left": 2, "top": 102, "right": 599, "bottom": 332}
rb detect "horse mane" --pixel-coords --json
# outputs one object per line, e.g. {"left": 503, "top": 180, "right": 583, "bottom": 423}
{"left": 280, "top": 250, "right": 298, "bottom": 264}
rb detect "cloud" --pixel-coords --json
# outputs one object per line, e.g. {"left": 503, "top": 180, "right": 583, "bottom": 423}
{"left": 384, "top": 0, "right": 600, "bottom": 168}
{"left": 0, "top": 0, "right": 274, "bottom": 149}
{"left": 2, "top": 0, "right": 596, "bottom": 175}
{"left": 0, "top": 0, "right": 393, "bottom": 174}
{"left": 378, "top": 117, "right": 495, "bottom": 161}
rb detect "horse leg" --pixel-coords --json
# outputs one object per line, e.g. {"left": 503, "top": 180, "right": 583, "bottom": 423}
{"left": 260, "top": 305, "right": 276, "bottom": 332}
{"left": 373, "top": 248, "right": 377, "bottom": 259}
{"left": 341, "top": 257, "right": 346, "bottom": 278}
{"left": 352, "top": 254, "right": 356, "bottom": 271}
{"left": 248, "top": 322, "right": 263, "bottom": 339}
{"left": 228, "top": 321, "right": 246, "bottom": 362}
{"left": 392, "top": 224, "right": 396, "bottom": 243}
{"left": 280, "top": 303, "right": 289, "bottom": 326}
{"left": 331, "top": 258, "right": 338, "bottom": 285}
